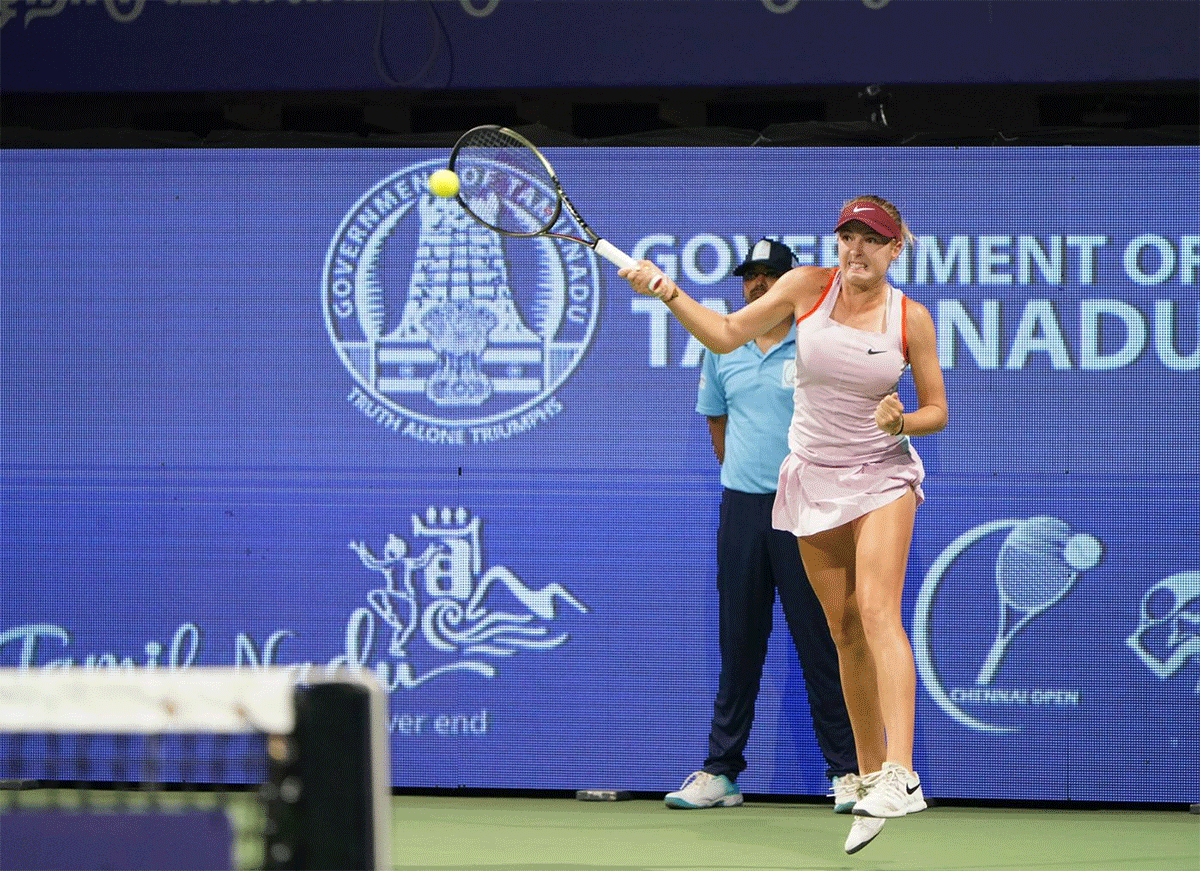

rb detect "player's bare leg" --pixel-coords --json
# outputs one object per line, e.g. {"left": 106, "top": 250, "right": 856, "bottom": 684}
{"left": 799, "top": 530, "right": 886, "bottom": 776}
{"left": 850, "top": 490, "right": 918, "bottom": 771}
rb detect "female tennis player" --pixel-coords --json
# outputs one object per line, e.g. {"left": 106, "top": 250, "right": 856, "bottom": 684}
{"left": 622, "top": 197, "right": 948, "bottom": 855}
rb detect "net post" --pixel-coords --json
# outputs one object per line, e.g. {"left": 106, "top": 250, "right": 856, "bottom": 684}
{"left": 264, "top": 669, "right": 391, "bottom": 871}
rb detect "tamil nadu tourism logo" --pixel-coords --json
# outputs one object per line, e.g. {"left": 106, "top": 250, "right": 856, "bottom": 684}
{"left": 323, "top": 158, "right": 602, "bottom": 445}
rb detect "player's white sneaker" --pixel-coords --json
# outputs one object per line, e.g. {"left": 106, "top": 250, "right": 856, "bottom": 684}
{"left": 852, "top": 762, "right": 927, "bottom": 818}
{"left": 831, "top": 773, "right": 863, "bottom": 814}
{"left": 664, "top": 771, "right": 743, "bottom": 809}
{"left": 844, "top": 815, "right": 886, "bottom": 854}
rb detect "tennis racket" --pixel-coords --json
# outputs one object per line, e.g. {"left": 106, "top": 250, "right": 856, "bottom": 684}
{"left": 975, "top": 517, "right": 1083, "bottom": 685}
{"left": 448, "top": 124, "right": 661, "bottom": 290}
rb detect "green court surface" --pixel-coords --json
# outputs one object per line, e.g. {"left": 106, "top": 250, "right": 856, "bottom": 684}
{"left": 388, "top": 795, "right": 1199, "bottom": 871}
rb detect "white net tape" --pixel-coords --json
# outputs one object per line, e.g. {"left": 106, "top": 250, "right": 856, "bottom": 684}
{"left": 0, "top": 668, "right": 297, "bottom": 735}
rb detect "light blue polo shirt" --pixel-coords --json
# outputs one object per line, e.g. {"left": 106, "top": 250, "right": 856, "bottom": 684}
{"left": 695, "top": 325, "right": 796, "bottom": 494}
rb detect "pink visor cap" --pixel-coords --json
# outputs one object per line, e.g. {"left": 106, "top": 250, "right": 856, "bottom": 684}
{"left": 835, "top": 200, "right": 901, "bottom": 240}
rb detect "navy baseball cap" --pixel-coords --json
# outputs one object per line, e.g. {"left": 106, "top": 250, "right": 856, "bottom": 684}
{"left": 732, "top": 238, "right": 796, "bottom": 277}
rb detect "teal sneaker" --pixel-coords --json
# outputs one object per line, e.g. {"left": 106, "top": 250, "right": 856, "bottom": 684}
{"left": 831, "top": 773, "right": 864, "bottom": 814}
{"left": 664, "top": 771, "right": 743, "bottom": 809}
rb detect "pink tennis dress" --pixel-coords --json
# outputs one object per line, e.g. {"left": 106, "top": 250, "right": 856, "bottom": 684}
{"left": 772, "top": 270, "right": 925, "bottom": 537}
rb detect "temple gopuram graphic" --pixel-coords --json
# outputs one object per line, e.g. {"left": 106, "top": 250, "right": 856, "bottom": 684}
{"left": 369, "top": 194, "right": 543, "bottom": 407}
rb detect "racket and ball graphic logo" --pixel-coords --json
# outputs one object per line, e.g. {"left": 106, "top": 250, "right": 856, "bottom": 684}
{"left": 913, "top": 516, "right": 1103, "bottom": 733}
{"left": 975, "top": 517, "right": 1103, "bottom": 684}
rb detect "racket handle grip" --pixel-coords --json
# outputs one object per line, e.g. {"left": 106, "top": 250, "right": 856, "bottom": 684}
{"left": 594, "top": 239, "right": 665, "bottom": 294}
{"left": 593, "top": 238, "right": 636, "bottom": 270}
{"left": 976, "top": 638, "right": 1006, "bottom": 686}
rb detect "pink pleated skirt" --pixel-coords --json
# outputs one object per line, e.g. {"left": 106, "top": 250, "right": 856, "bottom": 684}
{"left": 772, "top": 450, "right": 925, "bottom": 537}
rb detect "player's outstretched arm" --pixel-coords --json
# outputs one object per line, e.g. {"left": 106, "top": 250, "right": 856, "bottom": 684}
{"left": 622, "top": 261, "right": 827, "bottom": 354}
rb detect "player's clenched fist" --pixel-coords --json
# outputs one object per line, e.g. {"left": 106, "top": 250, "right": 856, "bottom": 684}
{"left": 875, "top": 392, "right": 905, "bottom": 436}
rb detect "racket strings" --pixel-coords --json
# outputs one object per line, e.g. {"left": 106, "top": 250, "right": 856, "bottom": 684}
{"left": 452, "top": 128, "right": 563, "bottom": 237}
{"left": 996, "top": 549, "right": 1077, "bottom": 611}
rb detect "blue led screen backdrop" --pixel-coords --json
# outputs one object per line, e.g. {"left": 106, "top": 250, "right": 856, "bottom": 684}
{"left": 2, "top": 147, "right": 1197, "bottom": 802}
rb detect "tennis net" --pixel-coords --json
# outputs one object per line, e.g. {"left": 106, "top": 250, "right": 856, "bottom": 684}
{"left": 0, "top": 667, "right": 391, "bottom": 871}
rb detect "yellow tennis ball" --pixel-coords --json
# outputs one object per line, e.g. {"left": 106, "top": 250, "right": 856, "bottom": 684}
{"left": 427, "top": 168, "right": 460, "bottom": 198}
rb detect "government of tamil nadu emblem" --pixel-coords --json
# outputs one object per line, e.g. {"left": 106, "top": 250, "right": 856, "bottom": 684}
{"left": 323, "top": 159, "right": 603, "bottom": 444}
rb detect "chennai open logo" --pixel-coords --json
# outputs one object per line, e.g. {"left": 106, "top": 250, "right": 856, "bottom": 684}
{"left": 911, "top": 516, "right": 1104, "bottom": 734}
{"left": 323, "top": 158, "right": 602, "bottom": 445}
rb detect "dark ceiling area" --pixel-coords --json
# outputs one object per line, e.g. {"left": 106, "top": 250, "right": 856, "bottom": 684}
{"left": 1, "top": 0, "right": 1197, "bottom": 148}
{"left": 4, "top": 80, "right": 1197, "bottom": 148}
